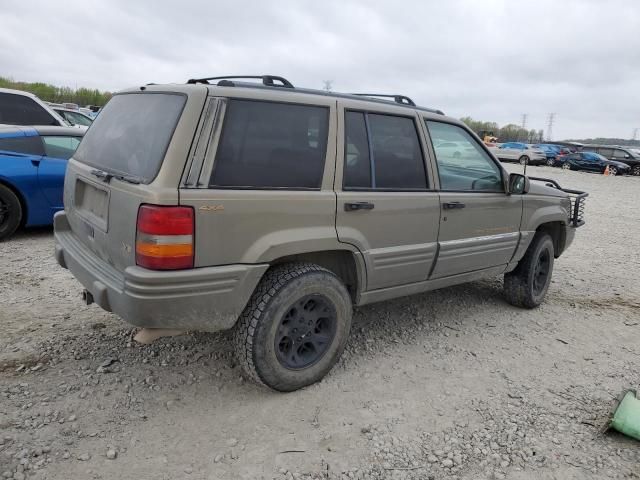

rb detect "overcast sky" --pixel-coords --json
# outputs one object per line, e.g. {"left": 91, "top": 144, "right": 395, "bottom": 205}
{"left": 2, "top": 0, "right": 638, "bottom": 139}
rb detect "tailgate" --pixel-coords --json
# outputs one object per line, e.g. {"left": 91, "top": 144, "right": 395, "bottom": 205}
{"left": 63, "top": 160, "right": 166, "bottom": 271}
{"left": 61, "top": 87, "right": 207, "bottom": 271}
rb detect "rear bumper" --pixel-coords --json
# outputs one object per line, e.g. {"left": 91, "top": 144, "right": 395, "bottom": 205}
{"left": 54, "top": 211, "right": 268, "bottom": 331}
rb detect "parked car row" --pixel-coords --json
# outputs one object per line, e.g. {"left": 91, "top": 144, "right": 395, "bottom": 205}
{"left": 486, "top": 140, "right": 640, "bottom": 176}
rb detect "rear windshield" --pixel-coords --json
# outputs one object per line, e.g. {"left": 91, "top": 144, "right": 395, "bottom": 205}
{"left": 74, "top": 93, "right": 186, "bottom": 183}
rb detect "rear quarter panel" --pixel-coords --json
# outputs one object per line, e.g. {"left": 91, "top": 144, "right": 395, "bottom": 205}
{"left": 0, "top": 153, "right": 54, "bottom": 226}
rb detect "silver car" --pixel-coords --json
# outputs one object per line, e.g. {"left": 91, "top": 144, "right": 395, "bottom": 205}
{"left": 491, "top": 142, "right": 547, "bottom": 165}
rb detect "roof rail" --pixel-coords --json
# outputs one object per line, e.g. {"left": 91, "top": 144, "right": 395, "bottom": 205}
{"left": 351, "top": 93, "right": 416, "bottom": 106}
{"left": 186, "top": 75, "right": 294, "bottom": 88}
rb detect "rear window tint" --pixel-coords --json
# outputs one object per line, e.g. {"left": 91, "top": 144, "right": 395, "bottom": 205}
{"left": 74, "top": 93, "right": 186, "bottom": 183}
{"left": 0, "top": 93, "right": 59, "bottom": 126}
{"left": 210, "top": 100, "right": 329, "bottom": 189}
{"left": 0, "top": 136, "right": 44, "bottom": 155}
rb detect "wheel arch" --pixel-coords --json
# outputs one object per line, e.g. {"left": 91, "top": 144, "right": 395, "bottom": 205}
{"left": 536, "top": 221, "right": 566, "bottom": 258}
{"left": 269, "top": 249, "right": 365, "bottom": 303}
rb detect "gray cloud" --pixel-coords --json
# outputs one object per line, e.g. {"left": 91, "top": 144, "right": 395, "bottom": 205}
{"left": 1, "top": 0, "right": 639, "bottom": 139}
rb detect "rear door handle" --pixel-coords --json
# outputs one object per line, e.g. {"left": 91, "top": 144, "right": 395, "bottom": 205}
{"left": 443, "top": 202, "right": 466, "bottom": 210}
{"left": 344, "top": 202, "right": 375, "bottom": 212}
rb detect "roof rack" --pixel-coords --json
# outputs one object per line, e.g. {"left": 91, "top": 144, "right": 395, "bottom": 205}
{"left": 351, "top": 93, "right": 416, "bottom": 106}
{"left": 186, "top": 75, "right": 294, "bottom": 88}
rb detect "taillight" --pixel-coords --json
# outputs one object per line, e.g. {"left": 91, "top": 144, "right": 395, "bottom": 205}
{"left": 136, "top": 205, "right": 194, "bottom": 270}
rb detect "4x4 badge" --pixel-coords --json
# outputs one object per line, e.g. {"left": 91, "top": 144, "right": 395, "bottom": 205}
{"left": 198, "top": 205, "right": 225, "bottom": 212}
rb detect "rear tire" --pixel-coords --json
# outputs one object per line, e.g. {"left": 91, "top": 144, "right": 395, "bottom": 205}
{"left": 0, "top": 184, "right": 22, "bottom": 241}
{"left": 519, "top": 155, "right": 529, "bottom": 166}
{"left": 234, "top": 263, "right": 352, "bottom": 392}
{"left": 561, "top": 162, "right": 571, "bottom": 171}
{"left": 504, "top": 233, "right": 554, "bottom": 309}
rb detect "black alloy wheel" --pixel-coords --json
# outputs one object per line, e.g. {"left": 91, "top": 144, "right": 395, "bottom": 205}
{"left": 0, "top": 184, "right": 22, "bottom": 241}
{"left": 532, "top": 248, "right": 551, "bottom": 297}
{"left": 275, "top": 295, "right": 337, "bottom": 370}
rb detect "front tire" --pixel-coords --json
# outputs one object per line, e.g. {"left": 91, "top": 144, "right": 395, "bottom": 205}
{"left": 608, "top": 166, "right": 618, "bottom": 176}
{"left": 561, "top": 162, "right": 571, "bottom": 171}
{"left": 633, "top": 165, "right": 640, "bottom": 176}
{"left": 234, "top": 263, "right": 352, "bottom": 392}
{"left": 504, "top": 233, "right": 555, "bottom": 309}
{"left": 0, "top": 184, "right": 22, "bottom": 241}
{"left": 546, "top": 158, "right": 555, "bottom": 167}
{"left": 519, "top": 155, "right": 529, "bottom": 166}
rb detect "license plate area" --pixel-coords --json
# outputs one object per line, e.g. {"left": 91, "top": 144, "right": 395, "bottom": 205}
{"left": 74, "top": 177, "right": 109, "bottom": 232}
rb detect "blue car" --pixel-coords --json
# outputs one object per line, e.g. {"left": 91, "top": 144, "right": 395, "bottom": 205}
{"left": 0, "top": 126, "right": 83, "bottom": 240}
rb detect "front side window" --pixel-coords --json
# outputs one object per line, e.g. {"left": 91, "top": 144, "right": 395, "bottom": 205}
{"left": 0, "top": 93, "right": 58, "bottom": 126}
{"left": 42, "top": 136, "right": 82, "bottom": 160}
{"left": 343, "top": 111, "right": 427, "bottom": 190}
{"left": 211, "top": 100, "right": 329, "bottom": 189}
{"left": 426, "top": 121, "right": 503, "bottom": 192}
{"left": 612, "top": 149, "right": 629, "bottom": 159}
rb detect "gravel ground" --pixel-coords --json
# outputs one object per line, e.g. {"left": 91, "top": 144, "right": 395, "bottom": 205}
{"left": 1, "top": 165, "right": 639, "bottom": 480}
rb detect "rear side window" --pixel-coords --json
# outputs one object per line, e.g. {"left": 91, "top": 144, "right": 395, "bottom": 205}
{"left": 612, "top": 149, "right": 629, "bottom": 159}
{"left": 0, "top": 93, "right": 58, "bottom": 126}
{"left": 74, "top": 93, "right": 186, "bottom": 183}
{"left": 42, "top": 136, "right": 82, "bottom": 160}
{"left": 210, "top": 100, "right": 329, "bottom": 189}
{"left": 343, "top": 111, "right": 427, "bottom": 190}
{"left": 0, "top": 136, "right": 44, "bottom": 155}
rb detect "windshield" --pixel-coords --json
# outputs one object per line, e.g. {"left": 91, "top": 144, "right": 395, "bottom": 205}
{"left": 74, "top": 93, "right": 186, "bottom": 183}
{"left": 60, "top": 110, "right": 92, "bottom": 127}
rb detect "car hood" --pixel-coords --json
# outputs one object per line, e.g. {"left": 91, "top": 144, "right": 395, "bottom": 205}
{"left": 527, "top": 180, "right": 568, "bottom": 198}
{"left": 607, "top": 160, "right": 630, "bottom": 168}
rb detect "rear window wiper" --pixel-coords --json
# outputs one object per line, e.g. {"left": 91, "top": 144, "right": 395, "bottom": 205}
{"left": 90, "top": 169, "right": 141, "bottom": 184}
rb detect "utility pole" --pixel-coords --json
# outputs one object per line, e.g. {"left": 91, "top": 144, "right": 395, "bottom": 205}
{"left": 633, "top": 128, "right": 639, "bottom": 141}
{"left": 546, "top": 113, "right": 555, "bottom": 141}
{"left": 520, "top": 114, "right": 528, "bottom": 142}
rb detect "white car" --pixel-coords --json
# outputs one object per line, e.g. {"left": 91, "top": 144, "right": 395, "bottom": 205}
{"left": 489, "top": 142, "right": 547, "bottom": 165}
{"left": 0, "top": 88, "right": 86, "bottom": 131}
{"left": 51, "top": 106, "right": 93, "bottom": 127}
{"left": 433, "top": 140, "right": 477, "bottom": 159}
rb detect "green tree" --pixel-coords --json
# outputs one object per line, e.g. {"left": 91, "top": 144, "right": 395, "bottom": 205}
{"left": 0, "top": 76, "right": 111, "bottom": 106}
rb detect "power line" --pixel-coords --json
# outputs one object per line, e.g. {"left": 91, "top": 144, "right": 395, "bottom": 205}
{"left": 547, "top": 113, "right": 555, "bottom": 141}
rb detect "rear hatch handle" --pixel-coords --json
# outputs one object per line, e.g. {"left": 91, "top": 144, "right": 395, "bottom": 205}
{"left": 90, "top": 169, "right": 141, "bottom": 185}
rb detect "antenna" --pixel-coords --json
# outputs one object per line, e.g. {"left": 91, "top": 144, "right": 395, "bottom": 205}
{"left": 546, "top": 113, "right": 555, "bottom": 141}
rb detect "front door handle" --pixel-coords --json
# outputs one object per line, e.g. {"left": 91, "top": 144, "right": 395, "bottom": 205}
{"left": 443, "top": 202, "right": 466, "bottom": 210}
{"left": 344, "top": 202, "right": 375, "bottom": 212}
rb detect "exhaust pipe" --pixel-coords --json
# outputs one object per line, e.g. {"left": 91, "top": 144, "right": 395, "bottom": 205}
{"left": 82, "top": 289, "right": 94, "bottom": 306}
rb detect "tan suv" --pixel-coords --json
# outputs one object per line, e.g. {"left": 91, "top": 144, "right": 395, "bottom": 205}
{"left": 54, "top": 75, "right": 587, "bottom": 391}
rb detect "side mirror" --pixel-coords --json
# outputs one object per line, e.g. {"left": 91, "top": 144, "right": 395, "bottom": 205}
{"left": 508, "top": 173, "right": 529, "bottom": 195}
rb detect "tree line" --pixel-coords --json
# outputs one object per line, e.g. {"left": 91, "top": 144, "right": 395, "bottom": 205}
{"left": 0, "top": 77, "right": 111, "bottom": 107}
{"left": 460, "top": 117, "right": 545, "bottom": 143}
